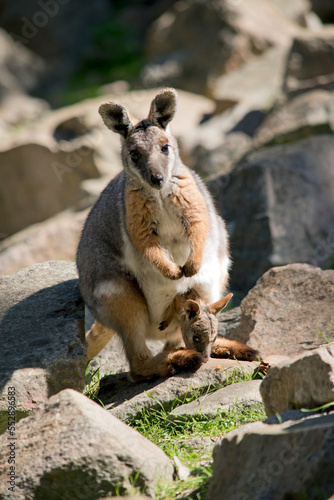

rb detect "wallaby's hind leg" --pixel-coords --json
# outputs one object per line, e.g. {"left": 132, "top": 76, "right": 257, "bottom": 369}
{"left": 86, "top": 321, "right": 116, "bottom": 360}
{"left": 211, "top": 338, "right": 259, "bottom": 361}
{"left": 92, "top": 277, "right": 205, "bottom": 380}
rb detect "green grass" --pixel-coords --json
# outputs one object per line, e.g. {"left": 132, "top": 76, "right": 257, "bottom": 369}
{"left": 84, "top": 365, "right": 266, "bottom": 499}
{"left": 129, "top": 399, "right": 266, "bottom": 499}
{"left": 317, "top": 330, "right": 334, "bottom": 344}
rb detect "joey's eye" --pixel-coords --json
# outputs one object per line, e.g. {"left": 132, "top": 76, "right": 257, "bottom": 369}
{"left": 129, "top": 150, "right": 139, "bottom": 162}
{"left": 193, "top": 335, "right": 200, "bottom": 344}
{"left": 161, "top": 143, "right": 169, "bottom": 154}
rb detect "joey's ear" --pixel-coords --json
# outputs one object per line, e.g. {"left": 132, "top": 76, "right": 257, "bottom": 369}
{"left": 208, "top": 293, "right": 233, "bottom": 316}
{"left": 98, "top": 102, "right": 134, "bottom": 138}
{"left": 184, "top": 300, "right": 200, "bottom": 321}
{"left": 148, "top": 88, "right": 177, "bottom": 129}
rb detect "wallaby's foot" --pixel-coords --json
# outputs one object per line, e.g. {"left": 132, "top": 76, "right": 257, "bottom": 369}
{"left": 129, "top": 349, "right": 205, "bottom": 381}
{"left": 211, "top": 338, "right": 259, "bottom": 361}
{"left": 166, "top": 349, "right": 205, "bottom": 376}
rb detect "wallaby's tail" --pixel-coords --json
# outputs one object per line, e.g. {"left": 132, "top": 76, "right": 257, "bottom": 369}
{"left": 86, "top": 321, "right": 116, "bottom": 360}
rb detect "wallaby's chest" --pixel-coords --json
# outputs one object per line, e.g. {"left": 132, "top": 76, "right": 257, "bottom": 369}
{"left": 155, "top": 196, "right": 190, "bottom": 263}
{"left": 125, "top": 186, "right": 191, "bottom": 267}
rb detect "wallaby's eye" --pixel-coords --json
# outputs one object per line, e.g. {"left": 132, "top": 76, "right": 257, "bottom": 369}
{"left": 193, "top": 335, "right": 200, "bottom": 344}
{"left": 129, "top": 150, "right": 139, "bottom": 162}
{"left": 161, "top": 143, "right": 169, "bottom": 154}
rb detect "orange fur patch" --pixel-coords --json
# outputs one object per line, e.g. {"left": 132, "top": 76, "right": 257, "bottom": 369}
{"left": 211, "top": 338, "right": 258, "bottom": 361}
{"left": 171, "top": 174, "right": 209, "bottom": 276}
{"left": 125, "top": 187, "right": 182, "bottom": 279}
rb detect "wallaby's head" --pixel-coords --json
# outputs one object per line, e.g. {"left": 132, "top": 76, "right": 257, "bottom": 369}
{"left": 180, "top": 293, "right": 233, "bottom": 360}
{"left": 99, "top": 89, "right": 179, "bottom": 191}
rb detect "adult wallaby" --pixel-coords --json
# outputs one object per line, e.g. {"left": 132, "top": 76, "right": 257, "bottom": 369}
{"left": 77, "top": 88, "right": 257, "bottom": 381}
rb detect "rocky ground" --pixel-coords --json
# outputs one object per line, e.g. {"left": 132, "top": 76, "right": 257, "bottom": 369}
{"left": 1, "top": 0, "right": 334, "bottom": 499}
{"left": 0, "top": 261, "right": 333, "bottom": 499}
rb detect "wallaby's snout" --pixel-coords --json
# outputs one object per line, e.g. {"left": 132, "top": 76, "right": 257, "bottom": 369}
{"left": 125, "top": 127, "right": 172, "bottom": 190}
{"left": 150, "top": 173, "right": 164, "bottom": 189}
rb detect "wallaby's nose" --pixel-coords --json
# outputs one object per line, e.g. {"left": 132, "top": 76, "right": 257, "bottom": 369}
{"left": 150, "top": 173, "right": 164, "bottom": 188}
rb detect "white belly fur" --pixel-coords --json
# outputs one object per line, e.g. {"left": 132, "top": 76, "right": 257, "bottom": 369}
{"left": 123, "top": 229, "right": 228, "bottom": 327}
{"left": 122, "top": 193, "right": 229, "bottom": 327}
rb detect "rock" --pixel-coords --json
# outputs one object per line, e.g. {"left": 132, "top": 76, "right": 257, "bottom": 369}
{"left": 260, "top": 342, "right": 334, "bottom": 416}
{"left": 142, "top": 0, "right": 300, "bottom": 94}
{"left": 229, "top": 264, "right": 334, "bottom": 358}
{"left": 207, "top": 411, "right": 334, "bottom": 500}
{"left": 254, "top": 89, "right": 334, "bottom": 147}
{"left": 0, "top": 389, "right": 174, "bottom": 499}
{"left": 211, "top": 47, "right": 287, "bottom": 117}
{"left": 0, "top": 140, "right": 99, "bottom": 237}
{"left": 284, "top": 28, "right": 334, "bottom": 98}
{"left": 217, "top": 307, "right": 242, "bottom": 339}
{"left": 264, "top": 408, "right": 316, "bottom": 424}
{"left": 209, "top": 135, "right": 334, "bottom": 292}
{"left": 0, "top": 0, "right": 112, "bottom": 98}
{"left": 191, "top": 132, "right": 252, "bottom": 180}
{"left": 0, "top": 28, "right": 49, "bottom": 129}
{"left": 268, "top": 0, "right": 311, "bottom": 23}
{"left": 0, "top": 93, "right": 49, "bottom": 129}
{"left": 168, "top": 380, "right": 263, "bottom": 420}
{"left": 0, "top": 207, "right": 90, "bottom": 275}
{"left": 88, "top": 334, "right": 130, "bottom": 378}
{"left": 0, "top": 28, "right": 45, "bottom": 98}
{"left": 98, "top": 358, "right": 259, "bottom": 422}
{"left": 0, "top": 261, "right": 86, "bottom": 434}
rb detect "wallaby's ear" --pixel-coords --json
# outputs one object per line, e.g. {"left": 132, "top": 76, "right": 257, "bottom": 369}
{"left": 184, "top": 300, "right": 200, "bottom": 321}
{"left": 208, "top": 293, "right": 233, "bottom": 316}
{"left": 99, "top": 102, "right": 134, "bottom": 138}
{"left": 148, "top": 88, "right": 177, "bottom": 130}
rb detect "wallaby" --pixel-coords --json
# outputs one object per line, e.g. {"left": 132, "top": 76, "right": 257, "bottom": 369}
{"left": 77, "top": 88, "right": 257, "bottom": 381}
{"left": 159, "top": 289, "right": 258, "bottom": 361}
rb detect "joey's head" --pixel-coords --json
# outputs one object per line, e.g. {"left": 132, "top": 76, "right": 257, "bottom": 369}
{"left": 98, "top": 89, "right": 179, "bottom": 191}
{"left": 180, "top": 293, "right": 233, "bottom": 360}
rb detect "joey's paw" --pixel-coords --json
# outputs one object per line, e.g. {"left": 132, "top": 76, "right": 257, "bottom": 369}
{"left": 211, "top": 345, "right": 231, "bottom": 358}
{"left": 182, "top": 259, "right": 201, "bottom": 278}
{"left": 211, "top": 339, "right": 259, "bottom": 361}
{"left": 167, "top": 349, "right": 205, "bottom": 376}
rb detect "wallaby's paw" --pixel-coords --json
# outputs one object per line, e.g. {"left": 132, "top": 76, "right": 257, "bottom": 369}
{"left": 165, "top": 264, "right": 184, "bottom": 280}
{"left": 211, "top": 338, "right": 259, "bottom": 361}
{"left": 182, "top": 259, "right": 201, "bottom": 278}
{"left": 167, "top": 349, "right": 205, "bottom": 375}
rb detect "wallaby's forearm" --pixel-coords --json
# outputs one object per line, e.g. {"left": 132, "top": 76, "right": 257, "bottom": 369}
{"left": 171, "top": 174, "right": 209, "bottom": 277}
{"left": 125, "top": 187, "right": 183, "bottom": 279}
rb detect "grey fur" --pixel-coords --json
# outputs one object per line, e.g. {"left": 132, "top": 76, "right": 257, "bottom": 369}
{"left": 76, "top": 89, "right": 230, "bottom": 375}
